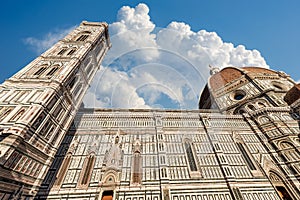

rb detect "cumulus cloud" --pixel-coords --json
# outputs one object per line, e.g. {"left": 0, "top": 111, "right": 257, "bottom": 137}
{"left": 84, "top": 3, "right": 268, "bottom": 109}
{"left": 106, "top": 3, "right": 158, "bottom": 63}
{"left": 84, "top": 66, "right": 151, "bottom": 109}
{"left": 24, "top": 26, "right": 76, "bottom": 54}
{"left": 24, "top": 3, "right": 269, "bottom": 109}
{"left": 156, "top": 21, "right": 268, "bottom": 69}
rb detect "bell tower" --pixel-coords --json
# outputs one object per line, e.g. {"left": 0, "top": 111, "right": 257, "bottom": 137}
{"left": 0, "top": 21, "right": 111, "bottom": 198}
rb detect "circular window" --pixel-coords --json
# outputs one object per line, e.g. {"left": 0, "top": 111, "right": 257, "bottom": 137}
{"left": 232, "top": 90, "right": 246, "bottom": 101}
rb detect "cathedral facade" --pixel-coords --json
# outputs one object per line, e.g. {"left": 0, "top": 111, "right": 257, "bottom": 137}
{"left": 1, "top": 21, "right": 300, "bottom": 200}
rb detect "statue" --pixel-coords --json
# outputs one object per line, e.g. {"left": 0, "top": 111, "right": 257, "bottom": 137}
{"left": 209, "top": 65, "right": 220, "bottom": 75}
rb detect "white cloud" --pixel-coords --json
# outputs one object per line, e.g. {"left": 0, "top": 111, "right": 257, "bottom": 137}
{"left": 24, "top": 3, "right": 269, "bottom": 109}
{"left": 105, "top": 3, "right": 158, "bottom": 63}
{"left": 156, "top": 21, "right": 268, "bottom": 70}
{"left": 84, "top": 66, "right": 151, "bottom": 109}
{"left": 84, "top": 3, "right": 268, "bottom": 109}
{"left": 24, "top": 26, "right": 76, "bottom": 54}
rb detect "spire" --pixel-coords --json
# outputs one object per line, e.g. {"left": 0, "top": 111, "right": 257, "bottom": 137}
{"left": 209, "top": 65, "right": 220, "bottom": 75}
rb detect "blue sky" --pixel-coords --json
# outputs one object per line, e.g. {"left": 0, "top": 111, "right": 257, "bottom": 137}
{"left": 1, "top": 1, "right": 299, "bottom": 109}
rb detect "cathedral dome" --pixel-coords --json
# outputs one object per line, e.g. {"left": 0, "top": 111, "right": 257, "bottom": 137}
{"left": 209, "top": 66, "right": 277, "bottom": 92}
{"left": 199, "top": 66, "right": 278, "bottom": 109}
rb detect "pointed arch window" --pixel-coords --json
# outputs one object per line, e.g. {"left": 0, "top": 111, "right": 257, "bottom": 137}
{"left": 132, "top": 140, "right": 142, "bottom": 184}
{"left": 279, "top": 142, "right": 300, "bottom": 162}
{"left": 53, "top": 153, "right": 72, "bottom": 187}
{"left": 132, "top": 150, "right": 142, "bottom": 184}
{"left": 34, "top": 66, "right": 47, "bottom": 76}
{"left": 184, "top": 140, "right": 198, "bottom": 171}
{"left": 46, "top": 65, "right": 59, "bottom": 76}
{"left": 269, "top": 171, "right": 293, "bottom": 200}
{"left": 258, "top": 116, "right": 270, "bottom": 124}
{"left": 78, "top": 153, "right": 95, "bottom": 187}
{"left": 257, "top": 102, "right": 266, "bottom": 108}
{"left": 67, "top": 48, "right": 77, "bottom": 56}
{"left": 248, "top": 104, "right": 256, "bottom": 111}
{"left": 57, "top": 48, "right": 67, "bottom": 55}
{"left": 280, "top": 142, "right": 294, "bottom": 150}
{"left": 76, "top": 31, "right": 91, "bottom": 42}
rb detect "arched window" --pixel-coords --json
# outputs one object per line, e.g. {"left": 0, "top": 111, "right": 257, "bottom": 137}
{"left": 34, "top": 66, "right": 47, "bottom": 76}
{"left": 248, "top": 104, "right": 256, "bottom": 111}
{"left": 258, "top": 116, "right": 270, "bottom": 124}
{"left": 279, "top": 142, "right": 293, "bottom": 150}
{"left": 269, "top": 171, "right": 293, "bottom": 200}
{"left": 54, "top": 153, "right": 72, "bottom": 187}
{"left": 184, "top": 140, "right": 198, "bottom": 171}
{"left": 67, "top": 48, "right": 77, "bottom": 56}
{"left": 57, "top": 48, "right": 67, "bottom": 55}
{"left": 236, "top": 142, "right": 256, "bottom": 170}
{"left": 279, "top": 142, "right": 299, "bottom": 162}
{"left": 132, "top": 151, "right": 142, "bottom": 184}
{"left": 239, "top": 109, "right": 246, "bottom": 114}
{"left": 46, "top": 65, "right": 59, "bottom": 76}
{"left": 76, "top": 31, "right": 91, "bottom": 42}
{"left": 78, "top": 153, "right": 95, "bottom": 187}
{"left": 132, "top": 140, "right": 142, "bottom": 184}
{"left": 257, "top": 102, "right": 266, "bottom": 108}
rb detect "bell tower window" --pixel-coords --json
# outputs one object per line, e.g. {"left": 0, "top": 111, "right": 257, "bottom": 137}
{"left": 46, "top": 66, "right": 59, "bottom": 76}
{"left": 34, "top": 66, "right": 47, "bottom": 76}
{"left": 67, "top": 48, "right": 77, "bottom": 56}
{"left": 76, "top": 32, "right": 91, "bottom": 42}
{"left": 57, "top": 48, "right": 67, "bottom": 55}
